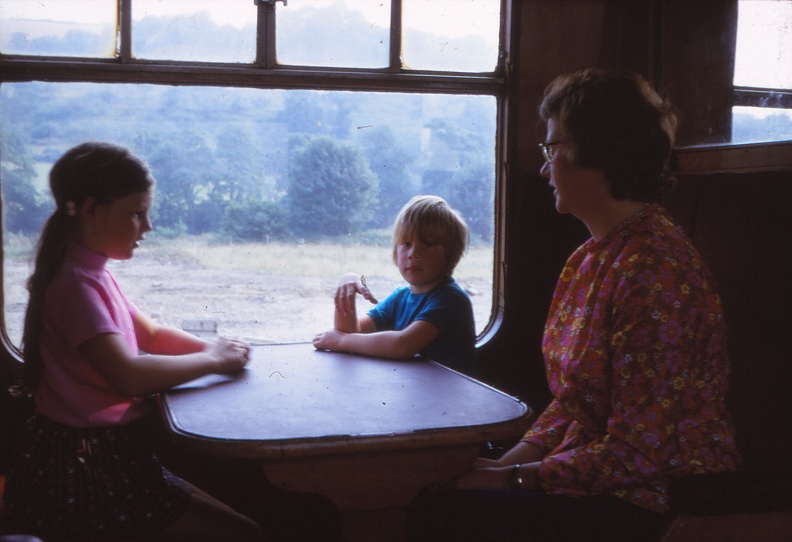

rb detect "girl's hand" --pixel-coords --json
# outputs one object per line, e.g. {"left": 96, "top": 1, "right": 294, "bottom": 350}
{"left": 335, "top": 273, "right": 378, "bottom": 316}
{"left": 206, "top": 338, "right": 251, "bottom": 372}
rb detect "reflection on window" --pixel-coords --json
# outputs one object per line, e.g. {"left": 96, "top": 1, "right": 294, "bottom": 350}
{"left": 402, "top": 0, "right": 500, "bottom": 72}
{"left": 276, "top": 0, "right": 391, "bottom": 68}
{"left": 0, "top": 83, "right": 495, "bottom": 345}
{"left": 732, "top": 0, "right": 792, "bottom": 143}
{"left": 0, "top": 0, "right": 117, "bottom": 57}
{"left": 132, "top": 0, "right": 257, "bottom": 62}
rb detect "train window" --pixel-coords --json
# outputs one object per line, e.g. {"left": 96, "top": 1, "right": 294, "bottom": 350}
{"left": 0, "top": 1, "right": 501, "bottom": 350}
{"left": 732, "top": 0, "right": 792, "bottom": 143}
{"left": 276, "top": 0, "right": 389, "bottom": 68}
{"left": 401, "top": 0, "right": 500, "bottom": 72}
{"left": 131, "top": 0, "right": 257, "bottom": 63}
{"left": 0, "top": 0, "right": 117, "bottom": 58}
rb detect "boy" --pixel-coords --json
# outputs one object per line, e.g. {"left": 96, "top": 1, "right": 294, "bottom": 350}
{"left": 313, "top": 195, "right": 476, "bottom": 375}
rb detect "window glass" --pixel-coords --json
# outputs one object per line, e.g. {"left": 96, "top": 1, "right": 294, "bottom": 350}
{"left": 732, "top": 0, "right": 792, "bottom": 143}
{"left": 734, "top": 0, "right": 792, "bottom": 89}
{"left": 275, "top": 0, "right": 390, "bottom": 68}
{"left": 402, "top": 0, "right": 500, "bottom": 72}
{"left": 732, "top": 106, "right": 792, "bottom": 143}
{"left": 0, "top": 82, "right": 495, "bottom": 346}
{"left": 132, "top": 0, "right": 256, "bottom": 62}
{"left": 0, "top": 0, "right": 117, "bottom": 57}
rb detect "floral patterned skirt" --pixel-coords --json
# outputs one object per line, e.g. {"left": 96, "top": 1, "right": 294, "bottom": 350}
{"left": 2, "top": 414, "right": 191, "bottom": 538}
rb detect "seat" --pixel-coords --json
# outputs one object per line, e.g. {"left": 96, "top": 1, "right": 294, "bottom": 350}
{"left": 659, "top": 166, "right": 792, "bottom": 541}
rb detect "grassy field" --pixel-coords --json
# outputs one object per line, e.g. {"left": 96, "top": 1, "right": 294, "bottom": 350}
{"left": 3, "top": 237, "right": 494, "bottom": 347}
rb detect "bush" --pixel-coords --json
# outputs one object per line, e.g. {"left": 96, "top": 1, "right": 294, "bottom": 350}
{"left": 222, "top": 200, "right": 289, "bottom": 242}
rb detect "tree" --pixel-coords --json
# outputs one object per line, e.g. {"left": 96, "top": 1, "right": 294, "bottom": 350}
{"left": 134, "top": 130, "right": 217, "bottom": 233}
{"left": 0, "top": 133, "right": 49, "bottom": 234}
{"left": 419, "top": 117, "right": 496, "bottom": 241}
{"left": 286, "top": 136, "right": 378, "bottom": 237}
{"left": 448, "top": 161, "right": 495, "bottom": 242}
{"left": 214, "top": 126, "right": 269, "bottom": 202}
{"left": 222, "top": 200, "right": 289, "bottom": 242}
{"left": 360, "top": 126, "right": 418, "bottom": 228}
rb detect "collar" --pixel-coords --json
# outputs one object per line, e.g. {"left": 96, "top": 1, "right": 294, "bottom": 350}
{"left": 66, "top": 242, "right": 109, "bottom": 272}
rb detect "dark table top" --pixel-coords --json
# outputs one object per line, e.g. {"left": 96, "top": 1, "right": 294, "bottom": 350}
{"left": 159, "top": 342, "right": 531, "bottom": 459}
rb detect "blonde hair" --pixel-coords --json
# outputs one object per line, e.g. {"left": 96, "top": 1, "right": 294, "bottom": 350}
{"left": 392, "top": 195, "right": 470, "bottom": 275}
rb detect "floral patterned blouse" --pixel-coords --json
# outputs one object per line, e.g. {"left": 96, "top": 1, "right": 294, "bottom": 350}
{"left": 523, "top": 204, "right": 741, "bottom": 512}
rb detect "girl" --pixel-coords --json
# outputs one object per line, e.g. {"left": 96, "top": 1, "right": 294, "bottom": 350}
{"left": 3, "top": 142, "right": 264, "bottom": 541}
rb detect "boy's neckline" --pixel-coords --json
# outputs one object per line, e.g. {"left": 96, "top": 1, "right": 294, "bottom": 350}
{"left": 408, "top": 275, "right": 452, "bottom": 295}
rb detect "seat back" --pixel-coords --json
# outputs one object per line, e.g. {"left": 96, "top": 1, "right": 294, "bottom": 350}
{"left": 664, "top": 167, "right": 792, "bottom": 513}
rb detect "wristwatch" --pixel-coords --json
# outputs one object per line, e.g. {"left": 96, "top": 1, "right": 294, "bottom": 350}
{"left": 509, "top": 464, "right": 524, "bottom": 489}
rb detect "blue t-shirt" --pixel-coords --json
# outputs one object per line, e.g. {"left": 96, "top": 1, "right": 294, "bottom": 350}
{"left": 367, "top": 277, "right": 476, "bottom": 375}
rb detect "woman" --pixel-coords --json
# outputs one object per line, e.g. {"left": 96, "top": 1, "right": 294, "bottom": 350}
{"left": 406, "top": 69, "right": 741, "bottom": 542}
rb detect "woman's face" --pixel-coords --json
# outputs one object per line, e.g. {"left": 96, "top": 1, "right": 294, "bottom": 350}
{"left": 540, "top": 118, "right": 605, "bottom": 217}
{"left": 540, "top": 118, "right": 577, "bottom": 215}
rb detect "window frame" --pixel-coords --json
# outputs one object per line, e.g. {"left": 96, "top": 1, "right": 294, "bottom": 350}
{"left": 0, "top": 0, "right": 508, "bottom": 94}
{"left": 0, "top": 0, "right": 513, "bottom": 362}
{"left": 732, "top": 87, "right": 792, "bottom": 110}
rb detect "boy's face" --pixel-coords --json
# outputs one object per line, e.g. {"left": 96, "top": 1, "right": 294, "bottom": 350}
{"left": 395, "top": 230, "right": 448, "bottom": 294}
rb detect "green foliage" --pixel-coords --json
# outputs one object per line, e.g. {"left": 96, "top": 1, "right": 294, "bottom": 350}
{"left": 359, "top": 126, "right": 418, "bottom": 228}
{"left": 0, "top": 17, "right": 497, "bottom": 245}
{"left": 286, "top": 136, "right": 378, "bottom": 238}
{"left": 448, "top": 161, "right": 495, "bottom": 242}
{"left": 0, "top": 133, "right": 50, "bottom": 233}
{"left": 222, "top": 199, "right": 289, "bottom": 242}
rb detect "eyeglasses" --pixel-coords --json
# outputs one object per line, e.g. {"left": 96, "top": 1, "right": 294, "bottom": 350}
{"left": 539, "top": 140, "right": 564, "bottom": 163}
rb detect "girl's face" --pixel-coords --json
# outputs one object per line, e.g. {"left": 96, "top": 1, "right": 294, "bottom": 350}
{"left": 83, "top": 188, "right": 153, "bottom": 260}
{"left": 395, "top": 231, "right": 448, "bottom": 294}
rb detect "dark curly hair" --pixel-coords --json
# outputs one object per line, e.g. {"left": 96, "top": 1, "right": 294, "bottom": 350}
{"left": 539, "top": 68, "right": 679, "bottom": 202}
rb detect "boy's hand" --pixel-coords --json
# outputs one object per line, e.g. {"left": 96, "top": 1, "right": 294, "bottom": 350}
{"left": 313, "top": 329, "right": 345, "bottom": 351}
{"left": 335, "top": 273, "right": 378, "bottom": 316}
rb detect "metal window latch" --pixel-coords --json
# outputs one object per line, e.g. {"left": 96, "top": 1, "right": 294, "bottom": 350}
{"left": 254, "top": 0, "right": 287, "bottom": 6}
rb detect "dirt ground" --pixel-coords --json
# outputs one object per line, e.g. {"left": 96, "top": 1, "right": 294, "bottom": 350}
{"left": 4, "top": 248, "right": 493, "bottom": 347}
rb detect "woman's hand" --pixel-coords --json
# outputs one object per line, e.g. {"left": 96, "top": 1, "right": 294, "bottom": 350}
{"left": 454, "top": 455, "right": 542, "bottom": 491}
{"left": 454, "top": 464, "right": 512, "bottom": 490}
{"left": 206, "top": 338, "right": 251, "bottom": 372}
{"left": 335, "top": 273, "right": 378, "bottom": 316}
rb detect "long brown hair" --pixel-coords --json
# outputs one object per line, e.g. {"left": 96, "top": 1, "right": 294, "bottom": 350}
{"left": 22, "top": 142, "right": 154, "bottom": 391}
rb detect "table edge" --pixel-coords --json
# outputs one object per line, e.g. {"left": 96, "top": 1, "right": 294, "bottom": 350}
{"left": 158, "top": 396, "right": 533, "bottom": 460}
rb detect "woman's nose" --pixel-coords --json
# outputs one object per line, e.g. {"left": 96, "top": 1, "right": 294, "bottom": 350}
{"left": 540, "top": 160, "right": 551, "bottom": 178}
